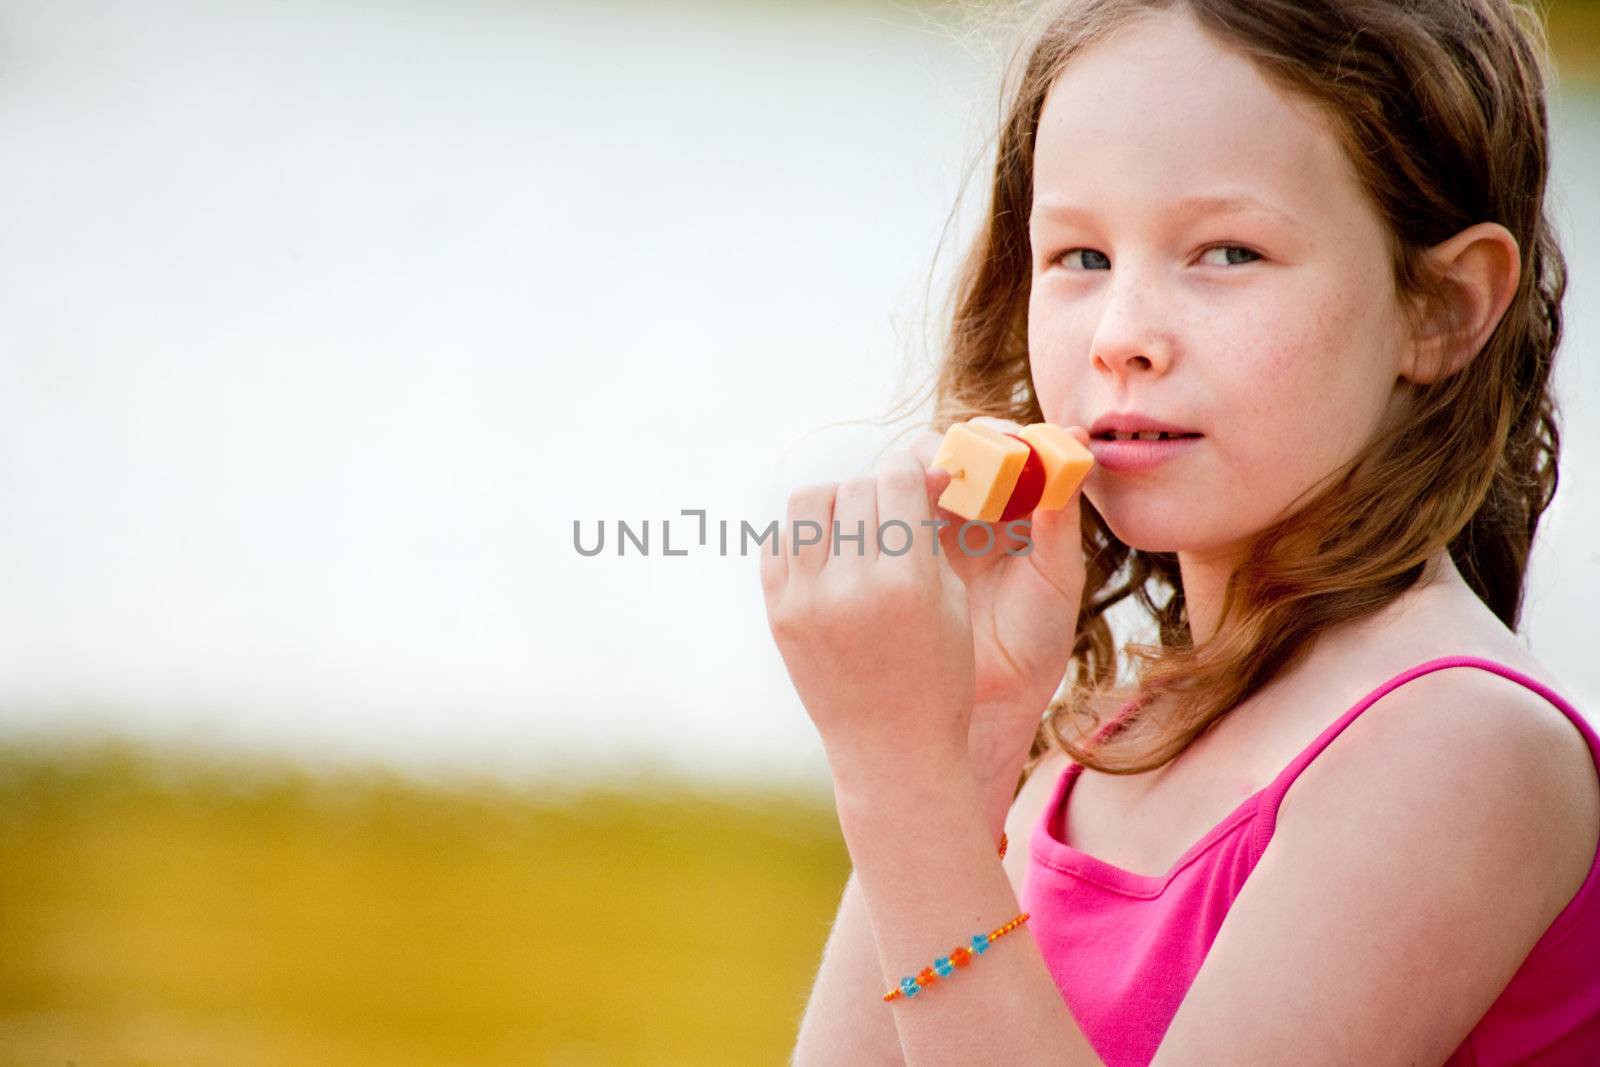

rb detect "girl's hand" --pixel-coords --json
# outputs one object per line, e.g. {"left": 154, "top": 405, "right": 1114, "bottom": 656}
{"left": 759, "top": 446, "right": 974, "bottom": 792}
{"left": 908, "top": 417, "right": 1091, "bottom": 782}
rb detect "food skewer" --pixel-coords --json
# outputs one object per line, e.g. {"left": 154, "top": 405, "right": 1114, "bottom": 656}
{"left": 931, "top": 421, "right": 1094, "bottom": 523}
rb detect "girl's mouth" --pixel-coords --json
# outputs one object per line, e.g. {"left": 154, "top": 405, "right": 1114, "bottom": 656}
{"left": 1087, "top": 432, "right": 1204, "bottom": 472}
{"left": 1091, "top": 431, "right": 1203, "bottom": 441}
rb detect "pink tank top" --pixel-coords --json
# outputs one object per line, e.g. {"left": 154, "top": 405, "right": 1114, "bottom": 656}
{"left": 1022, "top": 655, "right": 1600, "bottom": 1066}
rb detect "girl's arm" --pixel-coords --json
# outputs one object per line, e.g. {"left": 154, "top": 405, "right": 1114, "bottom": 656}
{"left": 791, "top": 867, "right": 907, "bottom": 1066}
{"left": 763, "top": 441, "right": 1105, "bottom": 1063}
{"left": 792, "top": 761, "right": 1043, "bottom": 1065}
{"left": 829, "top": 759, "right": 1104, "bottom": 1064}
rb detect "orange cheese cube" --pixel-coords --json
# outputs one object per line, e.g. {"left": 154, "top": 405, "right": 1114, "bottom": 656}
{"left": 931, "top": 422, "right": 1030, "bottom": 522}
{"left": 1019, "top": 423, "right": 1095, "bottom": 509}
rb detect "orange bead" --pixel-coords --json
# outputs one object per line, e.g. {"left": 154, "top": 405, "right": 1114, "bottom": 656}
{"left": 950, "top": 946, "right": 973, "bottom": 966}
{"left": 916, "top": 967, "right": 939, "bottom": 985}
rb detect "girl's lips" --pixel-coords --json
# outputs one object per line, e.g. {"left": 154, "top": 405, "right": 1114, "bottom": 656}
{"left": 1087, "top": 434, "right": 1203, "bottom": 473}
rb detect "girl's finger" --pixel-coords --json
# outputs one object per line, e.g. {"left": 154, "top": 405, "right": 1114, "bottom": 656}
{"left": 924, "top": 464, "right": 953, "bottom": 519}
{"left": 758, "top": 510, "right": 789, "bottom": 601}
{"left": 909, "top": 429, "right": 944, "bottom": 469}
{"left": 876, "top": 448, "right": 936, "bottom": 557}
{"left": 832, "top": 476, "right": 879, "bottom": 563}
{"left": 786, "top": 481, "right": 837, "bottom": 578}
{"left": 909, "top": 430, "right": 960, "bottom": 522}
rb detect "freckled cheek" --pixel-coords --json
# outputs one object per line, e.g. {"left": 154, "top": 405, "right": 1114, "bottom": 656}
{"left": 1215, "top": 350, "right": 1369, "bottom": 501}
{"left": 1200, "top": 335, "right": 1319, "bottom": 474}
{"left": 1252, "top": 311, "right": 1383, "bottom": 445}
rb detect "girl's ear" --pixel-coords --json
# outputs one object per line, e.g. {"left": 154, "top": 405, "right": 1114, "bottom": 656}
{"left": 1400, "top": 222, "right": 1521, "bottom": 385}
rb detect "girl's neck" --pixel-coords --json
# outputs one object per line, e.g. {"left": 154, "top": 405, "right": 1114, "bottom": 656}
{"left": 1180, "top": 547, "right": 1471, "bottom": 651}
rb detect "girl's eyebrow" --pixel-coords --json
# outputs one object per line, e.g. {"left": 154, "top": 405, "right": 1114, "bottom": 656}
{"left": 1030, "top": 192, "right": 1298, "bottom": 227}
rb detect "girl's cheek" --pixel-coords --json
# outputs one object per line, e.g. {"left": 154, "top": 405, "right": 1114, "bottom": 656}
{"left": 1035, "top": 367, "right": 1084, "bottom": 428}
{"left": 1028, "top": 313, "right": 1096, "bottom": 415}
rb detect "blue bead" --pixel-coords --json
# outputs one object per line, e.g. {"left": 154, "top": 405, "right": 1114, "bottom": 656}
{"left": 900, "top": 977, "right": 921, "bottom": 997}
{"left": 972, "top": 934, "right": 990, "bottom": 954}
{"left": 934, "top": 956, "right": 954, "bottom": 977}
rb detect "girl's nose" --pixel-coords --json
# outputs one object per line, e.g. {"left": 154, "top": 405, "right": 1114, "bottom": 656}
{"left": 1089, "top": 273, "right": 1175, "bottom": 380}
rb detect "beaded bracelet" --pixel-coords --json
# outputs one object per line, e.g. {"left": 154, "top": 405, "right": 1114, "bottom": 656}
{"left": 881, "top": 831, "right": 1024, "bottom": 1003}
{"left": 882, "top": 912, "right": 1031, "bottom": 1002}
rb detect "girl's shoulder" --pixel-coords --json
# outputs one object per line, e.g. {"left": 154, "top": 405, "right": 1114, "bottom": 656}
{"left": 1281, "top": 641, "right": 1599, "bottom": 925}
{"left": 1308, "top": 633, "right": 1594, "bottom": 819}
{"left": 1277, "top": 573, "right": 1595, "bottom": 841}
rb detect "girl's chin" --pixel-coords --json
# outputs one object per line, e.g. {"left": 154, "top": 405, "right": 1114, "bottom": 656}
{"left": 1088, "top": 502, "right": 1211, "bottom": 555}
{"left": 1099, "top": 521, "right": 1254, "bottom": 564}
{"left": 1097, "top": 521, "right": 1190, "bottom": 554}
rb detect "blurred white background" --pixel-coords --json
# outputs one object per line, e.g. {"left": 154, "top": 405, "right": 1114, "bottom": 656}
{"left": 2, "top": 0, "right": 1596, "bottom": 791}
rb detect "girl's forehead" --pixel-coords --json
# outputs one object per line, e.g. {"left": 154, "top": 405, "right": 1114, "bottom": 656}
{"left": 1034, "top": 12, "right": 1357, "bottom": 226}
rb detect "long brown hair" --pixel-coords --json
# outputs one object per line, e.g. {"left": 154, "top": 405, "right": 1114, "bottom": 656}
{"left": 912, "top": 0, "right": 1566, "bottom": 783}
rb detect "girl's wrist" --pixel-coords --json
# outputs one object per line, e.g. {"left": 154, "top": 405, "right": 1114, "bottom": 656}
{"left": 831, "top": 745, "right": 979, "bottom": 840}
{"left": 969, "top": 701, "right": 1047, "bottom": 776}
{"left": 970, "top": 713, "right": 1045, "bottom": 835}
{"left": 825, "top": 728, "right": 970, "bottom": 808}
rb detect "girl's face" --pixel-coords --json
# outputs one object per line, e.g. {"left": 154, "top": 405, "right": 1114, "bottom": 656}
{"left": 1028, "top": 7, "right": 1415, "bottom": 560}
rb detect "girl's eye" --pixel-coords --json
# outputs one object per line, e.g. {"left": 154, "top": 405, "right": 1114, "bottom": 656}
{"left": 1054, "top": 248, "right": 1111, "bottom": 270}
{"left": 1198, "top": 244, "right": 1261, "bottom": 266}
{"left": 1049, "top": 244, "right": 1262, "bottom": 270}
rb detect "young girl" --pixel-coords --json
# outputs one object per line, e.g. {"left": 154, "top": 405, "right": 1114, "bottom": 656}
{"left": 759, "top": 0, "right": 1600, "bottom": 1063}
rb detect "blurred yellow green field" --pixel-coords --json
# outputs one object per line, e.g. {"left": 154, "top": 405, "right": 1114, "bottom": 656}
{"left": 0, "top": 742, "right": 847, "bottom": 1065}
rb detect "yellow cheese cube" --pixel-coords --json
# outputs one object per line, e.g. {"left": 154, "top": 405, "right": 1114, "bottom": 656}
{"left": 1019, "top": 423, "right": 1095, "bottom": 509}
{"left": 931, "top": 421, "right": 1030, "bottom": 522}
